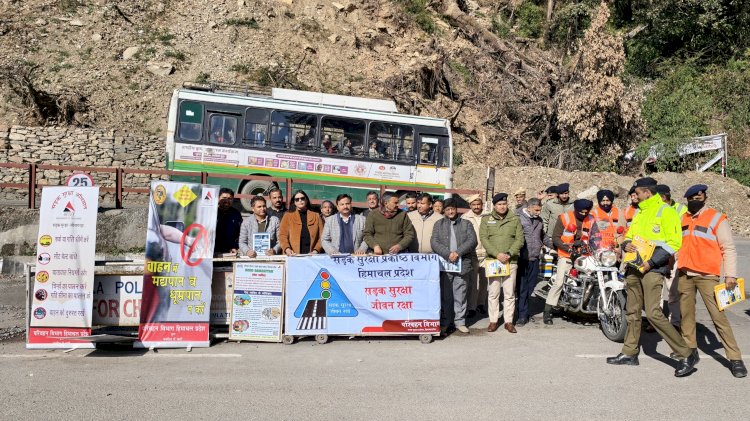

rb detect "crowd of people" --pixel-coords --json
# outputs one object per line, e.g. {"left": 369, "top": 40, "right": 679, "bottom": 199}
{"left": 213, "top": 179, "right": 746, "bottom": 379}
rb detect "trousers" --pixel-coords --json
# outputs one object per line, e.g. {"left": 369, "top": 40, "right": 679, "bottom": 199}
{"left": 517, "top": 258, "right": 540, "bottom": 320}
{"left": 545, "top": 257, "right": 572, "bottom": 307}
{"left": 621, "top": 269, "right": 690, "bottom": 358}
{"left": 678, "top": 273, "right": 742, "bottom": 360}
{"left": 441, "top": 272, "right": 469, "bottom": 327}
{"left": 467, "top": 256, "right": 488, "bottom": 310}
{"left": 488, "top": 263, "right": 518, "bottom": 324}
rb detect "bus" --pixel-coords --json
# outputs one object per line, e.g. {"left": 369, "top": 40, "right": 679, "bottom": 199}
{"left": 165, "top": 84, "right": 453, "bottom": 210}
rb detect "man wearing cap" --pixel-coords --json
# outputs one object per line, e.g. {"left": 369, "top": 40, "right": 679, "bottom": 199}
{"left": 431, "top": 199, "right": 478, "bottom": 335}
{"left": 541, "top": 183, "right": 573, "bottom": 239}
{"left": 591, "top": 189, "right": 622, "bottom": 249}
{"left": 655, "top": 184, "right": 686, "bottom": 330}
{"left": 513, "top": 187, "right": 527, "bottom": 215}
{"left": 677, "top": 184, "right": 746, "bottom": 378}
{"left": 480, "top": 193, "right": 524, "bottom": 333}
{"left": 408, "top": 193, "right": 443, "bottom": 253}
{"left": 544, "top": 198, "right": 595, "bottom": 324}
{"left": 543, "top": 185, "right": 558, "bottom": 204}
{"left": 607, "top": 177, "right": 697, "bottom": 378}
{"left": 462, "top": 194, "right": 488, "bottom": 316}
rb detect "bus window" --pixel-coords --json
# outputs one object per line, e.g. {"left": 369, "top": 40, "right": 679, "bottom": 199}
{"left": 419, "top": 137, "right": 438, "bottom": 165}
{"left": 369, "top": 122, "right": 413, "bottom": 161}
{"left": 321, "top": 117, "right": 365, "bottom": 156}
{"left": 178, "top": 101, "right": 203, "bottom": 142}
{"left": 243, "top": 108, "right": 269, "bottom": 147}
{"left": 439, "top": 146, "right": 451, "bottom": 167}
{"left": 209, "top": 114, "right": 238, "bottom": 145}
{"left": 270, "top": 111, "right": 317, "bottom": 151}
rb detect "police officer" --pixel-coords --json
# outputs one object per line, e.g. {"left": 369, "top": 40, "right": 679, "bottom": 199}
{"left": 676, "top": 184, "right": 747, "bottom": 378}
{"left": 607, "top": 178, "right": 697, "bottom": 377}
{"left": 654, "top": 184, "right": 686, "bottom": 330}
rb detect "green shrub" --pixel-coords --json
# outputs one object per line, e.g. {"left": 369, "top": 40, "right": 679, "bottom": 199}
{"left": 195, "top": 72, "right": 210, "bottom": 84}
{"left": 164, "top": 50, "right": 186, "bottom": 61}
{"left": 225, "top": 18, "right": 259, "bottom": 28}
{"left": 398, "top": 0, "right": 436, "bottom": 34}
{"left": 516, "top": 1, "right": 544, "bottom": 38}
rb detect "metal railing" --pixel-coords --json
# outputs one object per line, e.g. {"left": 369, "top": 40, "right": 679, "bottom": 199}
{"left": 0, "top": 162, "right": 481, "bottom": 209}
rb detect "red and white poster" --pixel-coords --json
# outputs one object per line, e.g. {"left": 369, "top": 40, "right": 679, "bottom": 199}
{"left": 27, "top": 187, "right": 99, "bottom": 349}
{"left": 136, "top": 181, "right": 218, "bottom": 348}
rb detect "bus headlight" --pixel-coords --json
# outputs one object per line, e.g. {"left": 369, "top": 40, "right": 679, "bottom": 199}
{"left": 598, "top": 250, "right": 617, "bottom": 267}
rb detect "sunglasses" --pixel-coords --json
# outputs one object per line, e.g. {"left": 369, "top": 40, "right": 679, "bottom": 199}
{"left": 294, "top": 197, "right": 306, "bottom": 202}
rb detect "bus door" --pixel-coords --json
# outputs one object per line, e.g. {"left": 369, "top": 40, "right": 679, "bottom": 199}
{"left": 416, "top": 135, "right": 449, "bottom": 186}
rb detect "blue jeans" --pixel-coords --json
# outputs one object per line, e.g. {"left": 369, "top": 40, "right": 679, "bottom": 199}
{"left": 517, "top": 258, "right": 540, "bottom": 320}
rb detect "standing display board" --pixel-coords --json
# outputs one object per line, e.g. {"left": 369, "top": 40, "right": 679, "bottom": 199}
{"left": 27, "top": 187, "right": 99, "bottom": 349}
{"left": 136, "top": 181, "right": 219, "bottom": 348}
{"left": 210, "top": 264, "right": 234, "bottom": 324}
{"left": 229, "top": 261, "right": 285, "bottom": 342}
{"left": 285, "top": 254, "right": 440, "bottom": 336}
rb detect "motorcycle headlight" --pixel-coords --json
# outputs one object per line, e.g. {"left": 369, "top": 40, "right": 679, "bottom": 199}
{"left": 598, "top": 250, "right": 617, "bottom": 267}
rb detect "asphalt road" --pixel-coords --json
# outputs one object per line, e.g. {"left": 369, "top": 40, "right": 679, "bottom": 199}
{"left": 2, "top": 240, "right": 749, "bottom": 420}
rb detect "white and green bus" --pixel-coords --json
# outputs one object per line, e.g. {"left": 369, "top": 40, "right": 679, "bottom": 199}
{"left": 166, "top": 84, "right": 453, "bottom": 209}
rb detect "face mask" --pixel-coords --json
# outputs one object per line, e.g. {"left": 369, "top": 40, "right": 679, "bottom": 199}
{"left": 575, "top": 211, "right": 587, "bottom": 221}
{"left": 687, "top": 200, "right": 705, "bottom": 214}
{"left": 600, "top": 204, "right": 612, "bottom": 213}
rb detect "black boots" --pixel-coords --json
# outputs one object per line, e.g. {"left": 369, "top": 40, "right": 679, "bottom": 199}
{"left": 543, "top": 304, "right": 553, "bottom": 325}
{"left": 730, "top": 360, "right": 747, "bottom": 378}
{"left": 606, "top": 353, "right": 640, "bottom": 366}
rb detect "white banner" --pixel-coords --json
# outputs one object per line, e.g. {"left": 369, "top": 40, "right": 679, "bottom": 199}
{"left": 28, "top": 187, "right": 99, "bottom": 349}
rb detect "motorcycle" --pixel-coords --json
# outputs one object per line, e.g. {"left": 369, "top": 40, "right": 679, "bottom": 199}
{"left": 535, "top": 224, "right": 628, "bottom": 342}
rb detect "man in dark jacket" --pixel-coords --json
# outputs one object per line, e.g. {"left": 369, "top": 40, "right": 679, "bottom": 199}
{"left": 214, "top": 188, "right": 243, "bottom": 255}
{"left": 517, "top": 198, "right": 553, "bottom": 326}
{"left": 431, "top": 199, "right": 477, "bottom": 335}
{"left": 363, "top": 192, "right": 415, "bottom": 255}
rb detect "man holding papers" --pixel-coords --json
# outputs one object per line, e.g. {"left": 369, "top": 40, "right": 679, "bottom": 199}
{"left": 677, "top": 184, "right": 746, "bottom": 378}
{"left": 431, "top": 199, "right": 477, "bottom": 335}
{"left": 607, "top": 178, "right": 696, "bottom": 378}
{"left": 238, "top": 196, "right": 281, "bottom": 257}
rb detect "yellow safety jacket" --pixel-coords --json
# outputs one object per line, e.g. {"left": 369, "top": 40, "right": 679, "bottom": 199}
{"left": 625, "top": 194, "right": 682, "bottom": 268}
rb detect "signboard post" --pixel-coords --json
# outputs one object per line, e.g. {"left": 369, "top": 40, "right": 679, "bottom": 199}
{"left": 229, "top": 261, "right": 285, "bottom": 342}
{"left": 27, "top": 186, "right": 99, "bottom": 349}
{"left": 136, "top": 181, "right": 219, "bottom": 348}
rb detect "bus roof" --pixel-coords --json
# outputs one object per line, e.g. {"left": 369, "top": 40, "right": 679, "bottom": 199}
{"left": 175, "top": 87, "right": 449, "bottom": 128}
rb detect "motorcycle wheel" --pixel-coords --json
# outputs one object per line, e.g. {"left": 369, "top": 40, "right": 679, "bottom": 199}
{"left": 598, "top": 290, "right": 627, "bottom": 343}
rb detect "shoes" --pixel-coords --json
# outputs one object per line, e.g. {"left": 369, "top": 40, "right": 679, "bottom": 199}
{"left": 529, "top": 316, "right": 537, "bottom": 324}
{"left": 670, "top": 348, "right": 699, "bottom": 363}
{"left": 516, "top": 317, "right": 528, "bottom": 327}
{"left": 456, "top": 325, "right": 470, "bottom": 334}
{"left": 730, "top": 360, "right": 747, "bottom": 378}
{"left": 504, "top": 323, "right": 517, "bottom": 333}
{"left": 466, "top": 310, "right": 477, "bottom": 319}
{"left": 674, "top": 351, "right": 698, "bottom": 377}
{"left": 543, "top": 306, "right": 553, "bottom": 325}
{"left": 440, "top": 327, "right": 448, "bottom": 336}
{"left": 606, "top": 353, "right": 640, "bottom": 366}
{"left": 487, "top": 322, "right": 499, "bottom": 332}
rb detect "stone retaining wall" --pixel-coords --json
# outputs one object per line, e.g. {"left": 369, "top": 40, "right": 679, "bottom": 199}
{"left": 0, "top": 126, "right": 165, "bottom": 205}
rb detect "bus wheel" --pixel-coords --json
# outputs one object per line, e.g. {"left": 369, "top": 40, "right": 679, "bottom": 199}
{"left": 240, "top": 180, "right": 275, "bottom": 212}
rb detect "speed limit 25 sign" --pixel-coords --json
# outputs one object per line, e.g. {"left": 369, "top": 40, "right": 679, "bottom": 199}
{"left": 65, "top": 173, "right": 95, "bottom": 187}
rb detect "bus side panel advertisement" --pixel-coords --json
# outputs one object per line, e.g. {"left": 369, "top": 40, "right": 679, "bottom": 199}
{"left": 27, "top": 187, "right": 99, "bottom": 349}
{"left": 136, "top": 181, "right": 219, "bottom": 348}
{"left": 284, "top": 254, "right": 440, "bottom": 336}
{"left": 174, "top": 144, "right": 413, "bottom": 183}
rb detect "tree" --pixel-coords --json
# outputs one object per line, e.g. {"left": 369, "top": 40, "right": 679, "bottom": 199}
{"left": 553, "top": 2, "right": 642, "bottom": 169}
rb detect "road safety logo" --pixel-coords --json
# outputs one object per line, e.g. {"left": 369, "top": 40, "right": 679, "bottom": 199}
{"left": 293, "top": 269, "right": 357, "bottom": 330}
{"left": 153, "top": 184, "right": 167, "bottom": 205}
{"left": 174, "top": 185, "right": 197, "bottom": 207}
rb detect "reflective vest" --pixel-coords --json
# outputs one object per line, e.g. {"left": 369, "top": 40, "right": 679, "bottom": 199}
{"left": 672, "top": 202, "right": 688, "bottom": 217}
{"left": 591, "top": 207, "right": 619, "bottom": 249}
{"left": 557, "top": 211, "right": 595, "bottom": 259}
{"left": 678, "top": 208, "right": 726, "bottom": 276}
{"left": 625, "top": 194, "right": 682, "bottom": 256}
{"left": 624, "top": 206, "right": 639, "bottom": 227}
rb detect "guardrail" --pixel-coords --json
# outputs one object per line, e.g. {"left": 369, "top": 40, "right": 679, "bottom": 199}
{"left": 0, "top": 163, "right": 481, "bottom": 209}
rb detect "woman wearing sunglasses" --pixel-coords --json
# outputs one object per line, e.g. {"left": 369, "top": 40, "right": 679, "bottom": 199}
{"left": 279, "top": 190, "right": 323, "bottom": 255}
